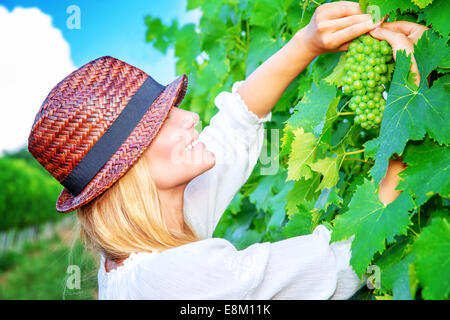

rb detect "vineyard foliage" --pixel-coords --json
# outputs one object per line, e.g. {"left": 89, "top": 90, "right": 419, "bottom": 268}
{"left": 0, "top": 151, "right": 65, "bottom": 230}
{"left": 145, "top": 0, "right": 449, "bottom": 299}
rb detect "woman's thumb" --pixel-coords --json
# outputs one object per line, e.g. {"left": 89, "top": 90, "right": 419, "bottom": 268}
{"left": 370, "top": 27, "right": 413, "bottom": 57}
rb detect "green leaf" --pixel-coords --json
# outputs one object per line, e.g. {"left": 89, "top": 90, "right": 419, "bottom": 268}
{"left": 368, "top": 0, "right": 419, "bottom": 18}
{"left": 228, "top": 192, "right": 243, "bottom": 214}
{"left": 381, "top": 252, "right": 417, "bottom": 300}
{"left": 279, "top": 124, "right": 295, "bottom": 160}
{"left": 398, "top": 139, "right": 450, "bottom": 206}
{"left": 363, "top": 138, "right": 380, "bottom": 160}
{"left": 359, "top": 0, "right": 369, "bottom": 13}
{"left": 414, "top": 217, "right": 450, "bottom": 299}
{"left": 175, "top": 23, "right": 201, "bottom": 69}
{"left": 286, "top": 81, "right": 337, "bottom": 136}
{"left": 309, "top": 156, "right": 343, "bottom": 191}
{"left": 246, "top": 26, "right": 280, "bottom": 77}
{"left": 310, "top": 52, "right": 343, "bottom": 84}
{"left": 411, "top": 0, "right": 434, "bottom": 9}
{"left": 332, "top": 179, "right": 415, "bottom": 276}
{"left": 249, "top": 171, "right": 287, "bottom": 212}
{"left": 323, "top": 52, "right": 347, "bottom": 86}
{"left": 249, "top": 0, "right": 285, "bottom": 33}
{"left": 267, "top": 180, "right": 295, "bottom": 230}
{"left": 187, "top": 0, "right": 205, "bottom": 10}
{"left": 286, "top": 128, "right": 318, "bottom": 181}
{"left": 282, "top": 209, "right": 312, "bottom": 238}
{"left": 286, "top": 175, "right": 321, "bottom": 215}
{"left": 420, "top": 0, "right": 450, "bottom": 37}
{"left": 370, "top": 30, "right": 450, "bottom": 182}
{"left": 314, "top": 187, "right": 343, "bottom": 212}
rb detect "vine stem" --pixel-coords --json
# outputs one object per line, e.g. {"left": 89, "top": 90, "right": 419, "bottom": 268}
{"left": 234, "top": 35, "right": 247, "bottom": 50}
{"left": 344, "top": 158, "right": 373, "bottom": 164}
{"left": 408, "top": 227, "right": 419, "bottom": 238}
{"left": 339, "top": 112, "right": 355, "bottom": 116}
{"left": 344, "top": 149, "right": 365, "bottom": 156}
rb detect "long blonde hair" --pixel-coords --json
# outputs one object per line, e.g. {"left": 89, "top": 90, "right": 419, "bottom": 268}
{"left": 76, "top": 153, "right": 200, "bottom": 263}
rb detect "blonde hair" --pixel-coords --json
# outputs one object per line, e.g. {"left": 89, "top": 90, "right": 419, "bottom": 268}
{"left": 76, "top": 153, "right": 200, "bottom": 263}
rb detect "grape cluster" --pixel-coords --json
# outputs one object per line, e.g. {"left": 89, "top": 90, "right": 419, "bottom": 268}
{"left": 342, "top": 35, "right": 393, "bottom": 130}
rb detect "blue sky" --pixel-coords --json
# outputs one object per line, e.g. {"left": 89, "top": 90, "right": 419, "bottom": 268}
{"left": 0, "top": 0, "right": 201, "bottom": 84}
{"left": 0, "top": 0, "right": 202, "bottom": 154}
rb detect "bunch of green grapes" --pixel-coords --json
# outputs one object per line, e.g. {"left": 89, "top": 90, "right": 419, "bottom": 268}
{"left": 342, "top": 34, "right": 393, "bottom": 130}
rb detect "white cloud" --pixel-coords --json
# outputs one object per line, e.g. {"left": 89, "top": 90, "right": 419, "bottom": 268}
{"left": 0, "top": 6, "right": 76, "bottom": 156}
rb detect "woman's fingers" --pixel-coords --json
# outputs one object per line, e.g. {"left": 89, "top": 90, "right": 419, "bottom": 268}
{"left": 337, "top": 40, "right": 352, "bottom": 52}
{"left": 370, "top": 27, "right": 414, "bottom": 56}
{"left": 370, "top": 27, "right": 420, "bottom": 86}
{"left": 380, "top": 21, "right": 428, "bottom": 44}
{"left": 331, "top": 19, "right": 381, "bottom": 46}
{"left": 317, "top": 1, "right": 362, "bottom": 20}
{"left": 325, "top": 14, "right": 373, "bottom": 31}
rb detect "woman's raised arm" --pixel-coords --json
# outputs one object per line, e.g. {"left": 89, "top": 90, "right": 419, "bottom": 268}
{"left": 236, "top": 1, "right": 380, "bottom": 119}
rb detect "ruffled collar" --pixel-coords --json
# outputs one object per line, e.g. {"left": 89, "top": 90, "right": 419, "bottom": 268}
{"left": 98, "top": 250, "right": 159, "bottom": 281}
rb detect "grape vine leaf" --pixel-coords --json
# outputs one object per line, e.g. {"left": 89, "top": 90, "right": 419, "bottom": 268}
{"left": 266, "top": 179, "right": 295, "bottom": 230}
{"left": 413, "top": 217, "right": 450, "bottom": 299}
{"left": 310, "top": 52, "right": 343, "bottom": 84}
{"left": 368, "top": 0, "right": 419, "bottom": 18}
{"left": 375, "top": 239, "right": 416, "bottom": 298}
{"left": 359, "top": 0, "right": 369, "bottom": 13}
{"left": 286, "top": 175, "right": 320, "bottom": 215}
{"left": 331, "top": 179, "right": 415, "bottom": 276}
{"left": 370, "top": 30, "right": 450, "bottom": 183}
{"left": 286, "top": 128, "right": 317, "bottom": 181}
{"left": 282, "top": 208, "right": 312, "bottom": 238}
{"left": 411, "top": 0, "right": 434, "bottom": 9}
{"left": 314, "top": 186, "right": 343, "bottom": 212}
{"left": 323, "top": 53, "right": 347, "bottom": 86}
{"left": 381, "top": 252, "right": 417, "bottom": 300}
{"left": 246, "top": 26, "right": 281, "bottom": 78}
{"left": 249, "top": 170, "right": 287, "bottom": 212}
{"left": 419, "top": 0, "right": 450, "bottom": 37}
{"left": 286, "top": 81, "right": 337, "bottom": 136}
{"left": 363, "top": 138, "right": 380, "bottom": 160}
{"left": 309, "top": 156, "right": 343, "bottom": 191}
{"left": 279, "top": 124, "right": 295, "bottom": 160}
{"left": 398, "top": 139, "right": 450, "bottom": 206}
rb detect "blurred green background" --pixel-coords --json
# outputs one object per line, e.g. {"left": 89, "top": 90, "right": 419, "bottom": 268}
{"left": 0, "top": 148, "right": 98, "bottom": 299}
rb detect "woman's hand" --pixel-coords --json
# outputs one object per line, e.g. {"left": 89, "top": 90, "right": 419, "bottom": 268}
{"left": 378, "top": 158, "right": 407, "bottom": 205}
{"left": 300, "top": 1, "right": 381, "bottom": 57}
{"left": 369, "top": 21, "right": 428, "bottom": 86}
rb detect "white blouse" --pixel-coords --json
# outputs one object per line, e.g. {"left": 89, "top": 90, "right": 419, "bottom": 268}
{"left": 97, "top": 81, "right": 364, "bottom": 300}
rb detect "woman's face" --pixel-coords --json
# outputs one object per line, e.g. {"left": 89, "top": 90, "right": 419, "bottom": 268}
{"left": 144, "top": 107, "right": 216, "bottom": 190}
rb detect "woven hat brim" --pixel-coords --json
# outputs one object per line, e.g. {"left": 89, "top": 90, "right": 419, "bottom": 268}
{"left": 56, "top": 74, "right": 188, "bottom": 213}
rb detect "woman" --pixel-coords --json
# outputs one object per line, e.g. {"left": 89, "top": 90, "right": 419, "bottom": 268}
{"left": 27, "top": 1, "right": 427, "bottom": 299}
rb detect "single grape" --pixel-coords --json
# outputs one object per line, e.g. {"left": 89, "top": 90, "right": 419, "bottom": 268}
{"left": 356, "top": 88, "right": 366, "bottom": 96}
{"left": 353, "top": 80, "right": 363, "bottom": 89}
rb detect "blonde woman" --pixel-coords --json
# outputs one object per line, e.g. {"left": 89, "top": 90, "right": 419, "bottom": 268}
{"left": 28, "top": 1, "right": 426, "bottom": 299}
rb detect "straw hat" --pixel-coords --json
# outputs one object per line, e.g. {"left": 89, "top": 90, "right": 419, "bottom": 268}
{"left": 28, "top": 56, "right": 188, "bottom": 213}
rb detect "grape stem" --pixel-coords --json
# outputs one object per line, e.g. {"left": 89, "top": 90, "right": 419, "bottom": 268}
{"left": 344, "top": 158, "right": 373, "bottom": 164}
{"left": 344, "top": 149, "right": 365, "bottom": 156}
{"left": 338, "top": 112, "right": 355, "bottom": 116}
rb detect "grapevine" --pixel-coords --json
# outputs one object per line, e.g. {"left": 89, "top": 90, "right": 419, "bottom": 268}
{"left": 342, "top": 35, "right": 393, "bottom": 130}
{"left": 146, "top": 0, "right": 450, "bottom": 300}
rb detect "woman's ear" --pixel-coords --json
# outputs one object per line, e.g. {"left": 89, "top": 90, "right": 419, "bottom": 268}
{"left": 378, "top": 157, "right": 407, "bottom": 205}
